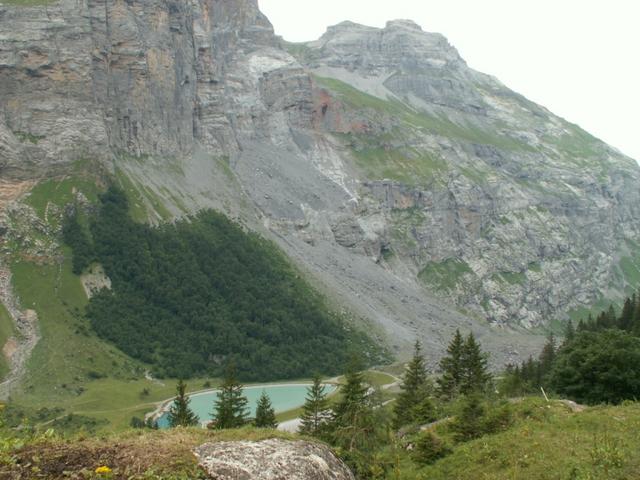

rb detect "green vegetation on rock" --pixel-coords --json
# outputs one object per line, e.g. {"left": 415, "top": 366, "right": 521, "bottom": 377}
{"left": 419, "top": 258, "right": 474, "bottom": 292}
{"left": 493, "top": 270, "right": 527, "bottom": 286}
{"left": 315, "top": 75, "right": 532, "bottom": 154}
{"left": 25, "top": 176, "right": 100, "bottom": 224}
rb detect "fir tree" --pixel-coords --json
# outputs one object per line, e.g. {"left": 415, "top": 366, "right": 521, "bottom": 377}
{"left": 299, "top": 374, "right": 330, "bottom": 436}
{"left": 212, "top": 363, "right": 249, "bottom": 429}
{"left": 538, "top": 333, "right": 556, "bottom": 380}
{"left": 254, "top": 390, "right": 277, "bottom": 428}
{"left": 331, "top": 358, "right": 375, "bottom": 452}
{"left": 499, "top": 364, "right": 525, "bottom": 397}
{"left": 450, "top": 394, "right": 486, "bottom": 442}
{"left": 167, "top": 379, "right": 199, "bottom": 427}
{"left": 563, "top": 320, "right": 576, "bottom": 344}
{"left": 620, "top": 295, "right": 636, "bottom": 331}
{"left": 393, "top": 340, "right": 430, "bottom": 428}
{"left": 459, "top": 333, "right": 491, "bottom": 395}
{"left": 437, "top": 329, "right": 465, "bottom": 399}
{"left": 634, "top": 295, "right": 640, "bottom": 335}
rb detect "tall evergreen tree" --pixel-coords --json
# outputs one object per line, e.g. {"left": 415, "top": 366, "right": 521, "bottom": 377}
{"left": 459, "top": 333, "right": 491, "bottom": 395}
{"left": 393, "top": 341, "right": 430, "bottom": 428}
{"left": 633, "top": 295, "right": 640, "bottom": 335}
{"left": 254, "top": 390, "right": 277, "bottom": 428}
{"left": 167, "top": 379, "right": 199, "bottom": 427}
{"left": 437, "top": 329, "right": 465, "bottom": 399}
{"left": 538, "top": 333, "right": 557, "bottom": 380}
{"left": 596, "top": 305, "right": 617, "bottom": 329}
{"left": 620, "top": 295, "right": 636, "bottom": 331}
{"left": 563, "top": 319, "right": 576, "bottom": 344}
{"left": 299, "top": 374, "right": 330, "bottom": 436}
{"left": 212, "top": 363, "right": 249, "bottom": 429}
{"left": 331, "top": 358, "right": 375, "bottom": 453}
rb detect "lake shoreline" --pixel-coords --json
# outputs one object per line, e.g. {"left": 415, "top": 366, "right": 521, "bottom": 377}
{"left": 146, "top": 382, "right": 339, "bottom": 427}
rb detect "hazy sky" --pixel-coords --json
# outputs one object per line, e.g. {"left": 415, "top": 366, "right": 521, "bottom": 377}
{"left": 259, "top": 0, "right": 640, "bottom": 161}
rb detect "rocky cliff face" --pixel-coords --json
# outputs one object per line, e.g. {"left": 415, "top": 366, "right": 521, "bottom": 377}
{"left": 1, "top": 0, "right": 639, "bottom": 364}
{"left": 294, "top": 20, "right": 640, "bottom": 329}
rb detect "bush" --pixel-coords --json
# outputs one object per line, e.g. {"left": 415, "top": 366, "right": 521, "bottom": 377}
{"left": 482, "top": 402, "right": 514, "bottom": 434}
{"left": 130, "top": 416, "right": 145, "bottom": 429}
{"left": 449, "top": 396, "right": 514, "bottom": 442}
{"left": 450, "top": 394, "right": 486, "bottom": 442}
{"left": 411, "top": 431, "right": 452, "bottom": 465}
{"left": 411, "top": 397, "right": 437, "bottom": 425}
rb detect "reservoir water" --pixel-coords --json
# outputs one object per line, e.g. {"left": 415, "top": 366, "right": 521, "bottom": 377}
{"left": 157, "top": 383, "right": 336, "bottom": 428}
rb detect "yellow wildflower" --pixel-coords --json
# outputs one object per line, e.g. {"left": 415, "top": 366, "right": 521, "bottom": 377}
{"left": 95, "top": 465, "right": 112, "bottom": 475}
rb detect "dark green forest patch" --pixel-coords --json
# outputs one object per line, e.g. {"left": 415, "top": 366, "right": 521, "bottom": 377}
{"left": 66, "top": 187, "right": 385, "bottom": 381}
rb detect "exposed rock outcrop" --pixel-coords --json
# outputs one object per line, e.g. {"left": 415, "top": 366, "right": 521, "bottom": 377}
{"left": 194, "top": 439, "right": 355, "bottom": 480}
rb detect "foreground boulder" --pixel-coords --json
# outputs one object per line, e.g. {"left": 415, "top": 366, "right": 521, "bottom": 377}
{"left": 194, "top": 439, "right": 355, "bottom": 480}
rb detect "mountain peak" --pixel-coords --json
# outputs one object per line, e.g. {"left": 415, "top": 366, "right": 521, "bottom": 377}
{"left": 385, "top": 19, "right": 423, "bottom": 31}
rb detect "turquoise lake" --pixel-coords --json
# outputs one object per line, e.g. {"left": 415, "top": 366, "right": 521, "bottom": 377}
{"left": 157, "top": 383, "right": 336, "bottom": 428}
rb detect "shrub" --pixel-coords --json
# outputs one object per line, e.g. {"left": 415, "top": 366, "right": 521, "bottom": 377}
{"left": 449, "top": 396, "right": 514, "bottom": 442}
{"left": 482, "top": 402, "right": 514, "bottom": 434}
{"left": 411, "top": 397, "right": 437, "bottom": 425}
{"left": 411, "top": 431, "right": 452, "bottom": 464}
{"left": 450, "top": 394, "right": 486, "bottom": 442}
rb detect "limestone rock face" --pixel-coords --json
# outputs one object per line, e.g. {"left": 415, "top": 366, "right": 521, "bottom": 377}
{"left": 294, "top": 20, "right": 640, "bottom": 330}
{"left": 0, "top": 0, "right": 288, "bottom": 177}
{"left": 194, "top": 439, "right": 355, "bottom": 480}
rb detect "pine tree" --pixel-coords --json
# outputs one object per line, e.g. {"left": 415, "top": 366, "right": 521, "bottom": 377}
{"left": 331, "top": 358, "right": 375, "bottom": 452}
{"left": 459, "top": 333, "right": 491, "bottom": 395}
{"left": 393, "top": 340, "right": 430, "bottom": 428}
{"left": 563, "top": 319, "right": 576, "bottom": 344}
{"left": 620, "top": 295, "right": 636, "bottom": 331}
{"left": 167, "top": 379, "right": 199, "bottom": 427}
{"left": 299, "top": 374, "right": 330, "bottom": 436}
{"left": 499, "top": 364, "right": 525, "bottom": 397}
{"left": 212, "top": 363, "right": 249, "bottom": 429}
{"left": 538, "top": 333, "right": 556, "bottom": 380}
{"left": 596, "top": 305, "right": 617, "bottom": 329}
{"left": 450, "top": 394, "right": 486, "bottom": 442}
{"left": 633, "top": 294, "right": 640, "bottom": 335}
{"left": 522, "top": 356, "right": 536, "bottom": 384}
{"left": 437, "top": 329, "right": 465, "bottom": 399}
{"left": 254, "top": 390, "right": 277, "bottom": 428}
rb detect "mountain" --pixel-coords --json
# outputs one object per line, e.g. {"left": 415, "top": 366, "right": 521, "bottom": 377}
{"left": 1, "top": 0, "right": 639, "bottom": 378}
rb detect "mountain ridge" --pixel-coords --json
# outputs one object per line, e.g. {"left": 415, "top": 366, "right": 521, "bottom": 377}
{"left": 0, "top": 0, "right": 638, "bottom": 375}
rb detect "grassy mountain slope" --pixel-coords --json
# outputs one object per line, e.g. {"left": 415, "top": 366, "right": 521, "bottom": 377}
{"left": 1, "top": 398, "right": 638, "bottom": 479}
{"left": 0, "top": 169, "right": 385, "bottom": 430}
{"left": 412, "top": 399, "right": 640, "bottom": 480}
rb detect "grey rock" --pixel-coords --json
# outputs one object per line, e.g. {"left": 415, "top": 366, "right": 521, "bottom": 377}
{"left": 194, "top": 439, "right": 355, "bottom": 480}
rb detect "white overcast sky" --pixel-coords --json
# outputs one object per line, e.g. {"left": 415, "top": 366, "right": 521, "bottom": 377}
{"left": 259, "top": 0, "right": 640, "bottom": 162}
